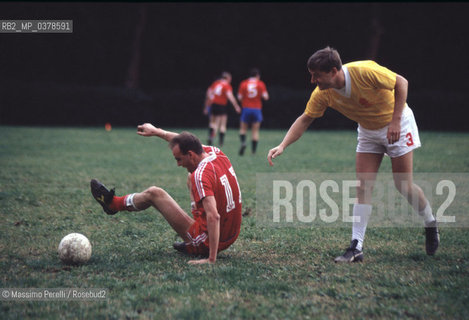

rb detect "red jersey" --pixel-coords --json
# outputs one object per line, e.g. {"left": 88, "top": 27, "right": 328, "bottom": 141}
{"left": 237, "top": 78, "right": 267, "bottom": 109}
{"left": 190, "top": 146, "right": 242, "bottom": 244}
{"left": 207, "top": 80, "right": 233, "bottom": 106}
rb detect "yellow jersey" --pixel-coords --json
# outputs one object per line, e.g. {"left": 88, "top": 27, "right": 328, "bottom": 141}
{"left": 304, "top": 60, "right": 399, "bottom": 130}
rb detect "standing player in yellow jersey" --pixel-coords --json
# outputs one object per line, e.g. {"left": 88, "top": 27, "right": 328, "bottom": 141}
{"left": 267, "top": 47, "right": 439, "bottom": 263}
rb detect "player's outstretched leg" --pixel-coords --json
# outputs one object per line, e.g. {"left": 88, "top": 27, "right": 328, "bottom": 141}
{"left": 334, "top": 239, "right": 364, "bottom": 263}
{"left": 90, "top": 179, "right": 117, "bottom": 215}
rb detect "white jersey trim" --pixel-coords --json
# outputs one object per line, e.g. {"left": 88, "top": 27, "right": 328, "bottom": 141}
{"left": 194, "top": 147, "right": 218, "bottom": 199}
{"left": 333, "top": 65, "right": 351, "bottom": 98}
{"left": 194, "top": 161, "right": 208, "bottom": 199}
{"left": 187, "top": 232, "right": 208, "bottom": 246}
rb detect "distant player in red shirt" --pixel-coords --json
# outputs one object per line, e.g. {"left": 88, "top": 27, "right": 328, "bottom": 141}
{"left": 204, "top": 72, "right": 241, "bottom": 147}
{"left": 91, "top": 123, "right": 242, "bottom": 265}
{"left": 237, "top": 68, "right": 269, "bottom": 155}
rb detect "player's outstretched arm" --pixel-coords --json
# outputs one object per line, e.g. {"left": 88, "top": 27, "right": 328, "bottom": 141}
{"left": 188, "top": 196, "right": 220, "bottom": 265}
{"left": 267, "top": 113, "right": 314, "bottom": 166}
{"left": 137, "top": 123, "right": 178, "bottom": 142}
{"left": 267, "top": 145, "right": 285, "bottom": 166}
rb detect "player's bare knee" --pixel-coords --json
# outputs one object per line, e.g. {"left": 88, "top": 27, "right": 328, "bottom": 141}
{"left": 145, "top": 186, "right": 166, "bottom": 200}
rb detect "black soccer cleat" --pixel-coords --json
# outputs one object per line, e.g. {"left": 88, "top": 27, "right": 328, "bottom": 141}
{"left": 173, "top": 242, "right": 188, "bottom": 254}
{"left": 90, "top": 179, "right": 117, "bottom": 215}
{"left": 425, "top": 221, "right": 440, "bottom": 255}
{"left": 334, "top": 239, "right": 364, "bottom": 263}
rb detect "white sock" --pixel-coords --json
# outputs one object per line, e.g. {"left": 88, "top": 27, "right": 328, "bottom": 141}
{"left": 418, "top": 201, "right": 436, "bottom": 227}
{"left": 352, "top": 203, "right": 372, "bottom": 251}
{"left": 125, "top": 193, "right": 139, "bottom": 210}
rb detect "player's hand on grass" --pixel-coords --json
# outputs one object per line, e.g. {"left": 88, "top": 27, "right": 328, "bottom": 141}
{"left": 137, "top": 123, "right": 159, "bottom": 137}
{"left": 188, "top": 258, "right": 215, "bottom": 265}
{"left": 267, "top": 145, "right": 284, "bottom": 166}
{"left": 387, "top": 120, "right": 401, "bottom": 144}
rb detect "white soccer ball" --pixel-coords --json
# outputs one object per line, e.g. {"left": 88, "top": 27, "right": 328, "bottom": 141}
{"left": 58, "top": 233, "right": 92, "bottom": 265}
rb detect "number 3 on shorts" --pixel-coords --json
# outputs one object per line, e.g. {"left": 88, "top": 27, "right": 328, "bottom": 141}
{"left": 405, "top": 132, "right": 414, "bottom": 146}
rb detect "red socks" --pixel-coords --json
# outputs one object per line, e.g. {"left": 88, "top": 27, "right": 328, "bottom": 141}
{"left": 109, "top": 195, "right": 128, "bottom": 212}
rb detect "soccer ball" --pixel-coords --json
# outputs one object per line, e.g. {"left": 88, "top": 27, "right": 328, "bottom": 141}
{"left": 58, "top": 233, "right": 92, "bottom": 265}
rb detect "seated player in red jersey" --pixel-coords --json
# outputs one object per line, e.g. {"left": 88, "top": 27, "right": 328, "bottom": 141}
{"left": 91, "top": 123, "right": 242, "bottom": 265}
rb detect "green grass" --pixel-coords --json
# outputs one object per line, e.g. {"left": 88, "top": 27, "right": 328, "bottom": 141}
{"left": 1, "top": 126, "right": 469, "bottom": 319}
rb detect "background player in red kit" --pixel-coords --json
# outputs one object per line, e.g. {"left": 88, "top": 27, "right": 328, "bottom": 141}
{"left": 91, "top": 123, "right": 242, "bottom": 265}
{"left": 204, "top": 72, "right": 241, "bottom": 146}
{"left": 237, "top": 68, "right": 269, "bottom": 155}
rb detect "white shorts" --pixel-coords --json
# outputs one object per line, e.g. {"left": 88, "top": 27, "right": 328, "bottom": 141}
{"left": 356, "top": 105, "right": 421, "bottom": 158}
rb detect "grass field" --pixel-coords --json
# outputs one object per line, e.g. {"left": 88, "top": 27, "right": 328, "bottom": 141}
{"left": 1, "top": 126, "right": 469, "bottom": 319}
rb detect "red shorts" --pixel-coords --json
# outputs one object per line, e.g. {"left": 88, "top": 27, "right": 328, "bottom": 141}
{"left": 184, "top": 220, "right": 240, "bottom": 255}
